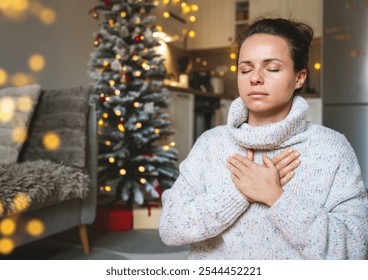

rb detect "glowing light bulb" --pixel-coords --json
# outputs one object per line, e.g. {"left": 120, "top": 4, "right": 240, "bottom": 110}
{"left": 136, "top": 122, "right": 142, "bottom": 128}
{"left": 108, "top": 157, "right": 115, "bottom": 163}
{"left": 120, "top": 169, "right": 127, "bottom": 175}
{"left": 138, "top": 166, "right": 145, "bottom": 172}
{"left": 163, "top": 12, "right": 170, "bottom": 18}
{"left": 230, "top": 65, "right": 237, "bottom": 72}
{"left": 105, "top": 140, "right": 111, "bottom": 146}
{"left": 118, "top": 123, "right": 125, "bottom": 132}
{"left": 191, "top": 4, "right": 199, "bottom": 12}
{"left": 121, "top": 11, "right": 127, "bottom": 17}
{"left": 230, "top": 52, "right": 237, "bottom": 60}
{"left": 115, "top": 110, "right": 122, "bottom": 116}
{"left": 132, "top": 55, "right": 139, "bottom": 61}
{"left": 40, "top": 8, "right": 56, "bottom": 25}
{"left": 314, "top": 62, "right": 321, "bottom": 70}
{"left": 154, "top": 128, "right": 160, "bottom": 134}
{"left": 115, "top": 89, "right": 120, "bottom": 95}
{"left": 104, "top": 185, "right": 112, "bottom": 192}
{"left": 189, "top": 16, "right": 196, "bottom": 22}
{"left": 109, "top": 80, "right": 115, "bottom": 86}
{"left": 170, "top": 141, "right": 176, "bottom": 147}
{"left": 103, "top": 112, "right": 108, "bottom": 118}
{"left": 98, "top": 119, "right": 104, "bottom": 126}
{"left": 163, "top": 145, "right": 170, "bottom": 151}
{"left": 133, "top": 102, "right": 140, "bottom": 108}
{"left": 17, "top": 95, "right": 33, "bottom": 112}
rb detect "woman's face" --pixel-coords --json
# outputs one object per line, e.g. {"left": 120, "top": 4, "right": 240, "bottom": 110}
{"left": 237, "top": 34, "right": 306, "bottom": 125}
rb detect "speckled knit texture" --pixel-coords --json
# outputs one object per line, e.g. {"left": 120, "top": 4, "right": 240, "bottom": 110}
{"left": 159, "top": 96, "right": 368, "bottom": 260}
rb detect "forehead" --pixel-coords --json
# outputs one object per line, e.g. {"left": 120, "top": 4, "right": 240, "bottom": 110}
{"left": 239, "top": 34, "right": 291, "bottom": 59}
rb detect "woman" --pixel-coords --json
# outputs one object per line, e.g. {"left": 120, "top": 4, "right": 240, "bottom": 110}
{"left": 159, "top": 18, "right": 368, "bottom": 259}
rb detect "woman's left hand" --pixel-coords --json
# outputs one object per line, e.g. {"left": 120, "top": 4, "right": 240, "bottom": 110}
{"left": 226, "top": 153, "right": 284, "bottom": 206}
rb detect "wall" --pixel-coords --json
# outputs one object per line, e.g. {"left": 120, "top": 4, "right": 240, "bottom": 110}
{"left": 0, "top": 0, "right": 98, "bottom": 90}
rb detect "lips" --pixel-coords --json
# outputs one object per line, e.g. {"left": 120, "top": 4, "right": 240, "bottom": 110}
{"left": 248, "top": 91, "right": 268, "bottom": 96}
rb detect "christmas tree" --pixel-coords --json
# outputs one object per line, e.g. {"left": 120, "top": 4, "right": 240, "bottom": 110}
{"left": 88, "top": 0, "right": 179, "bottom": 205}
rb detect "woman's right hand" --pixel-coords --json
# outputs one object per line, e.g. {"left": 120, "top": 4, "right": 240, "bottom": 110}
{"left": 247, "top": 149, "right": 300, "bottom": 186}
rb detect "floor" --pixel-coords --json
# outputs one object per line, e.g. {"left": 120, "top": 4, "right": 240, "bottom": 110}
{"left": 0, "top": 227, "right": 190, "bottom": 260}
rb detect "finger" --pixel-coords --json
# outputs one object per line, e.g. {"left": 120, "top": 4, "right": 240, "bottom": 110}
{"left": 226, "top": 161, "right": 242, "bottom": 179}
{"left": 262, "top": 154, "right": 277, "bottom": 170}
{"left": 271, "top": 149, "right": 294, "bottom": 165}
{"left": 230, "top": 154, "right": 253, "bottom": 168}
{"left": 230, "top": 173, "right": 240, "bottom": 185}
{"left": 279, "top": 158, "right": 301, "bottom": 178}
{"left": 280, "top": 171, "right": 295, "bottom": 186}
{"left": 275, "top": 151, "right": 300, "bottom": 171}
{"left": 247, "top": 149, "right": 254, "bottom": 161}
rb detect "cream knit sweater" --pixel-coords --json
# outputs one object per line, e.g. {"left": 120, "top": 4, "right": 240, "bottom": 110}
{"left": 159, "top": 96, "right": 368, "bottom": 259}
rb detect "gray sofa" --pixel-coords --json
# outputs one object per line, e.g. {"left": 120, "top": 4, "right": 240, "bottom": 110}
{"left": 0, "top": 86, "right": 97, "bottom": 255}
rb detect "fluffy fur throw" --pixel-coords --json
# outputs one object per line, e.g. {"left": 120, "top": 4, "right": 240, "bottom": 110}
{"left": 0, "top": 160, "right": 90, "bottom": 217}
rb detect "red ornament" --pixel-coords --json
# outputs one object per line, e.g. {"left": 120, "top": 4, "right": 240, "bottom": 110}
{"left": 134, "top": 36, "right": 141, "bottom": 43}
{"left": 104, "top": 0, "right": 113, "bottom": 6}
{"left": 118, "top": 120, "right": 125, "bottom": 125}
{"left": 120, "top": 72, "right": 132, "bottom": 82}
{"left": 99, "top": 96, "right": 106, "bottom": 102}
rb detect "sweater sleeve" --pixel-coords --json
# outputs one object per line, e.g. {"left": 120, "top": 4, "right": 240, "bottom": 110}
{"left": 268, "top": 138, "right": 368, "bottom": 259}
{"left": 159, "top": 130, "right": 250, "bottom": 246}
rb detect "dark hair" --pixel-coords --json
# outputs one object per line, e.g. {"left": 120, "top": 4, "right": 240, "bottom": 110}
{"left": 234, "top": 17, "right": 314, "bottom": 72}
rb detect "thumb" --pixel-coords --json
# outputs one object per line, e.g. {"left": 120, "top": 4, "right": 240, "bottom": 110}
{"left": 262, "top": 154, "right": 276, "bottom": 169}
{"left": 247, "top": 149, "right": 254, "bottom": 161}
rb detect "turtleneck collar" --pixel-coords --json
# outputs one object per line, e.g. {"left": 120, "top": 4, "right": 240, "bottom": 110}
{"left": 227, "top": 96, "right": 310, "bottom": 150}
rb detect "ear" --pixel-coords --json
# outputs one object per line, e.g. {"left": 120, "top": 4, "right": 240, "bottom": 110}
{"left": 294, "top": 69, "right": 307, "bottom": 90}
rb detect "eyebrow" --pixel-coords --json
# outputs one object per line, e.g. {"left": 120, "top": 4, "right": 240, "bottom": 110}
{"left": 238, "top": 58, "right": 284, "bottom": 65}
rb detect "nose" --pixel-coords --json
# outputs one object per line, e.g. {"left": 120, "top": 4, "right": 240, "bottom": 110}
{"left": 250, "top": 69, "right": 264, "bottom": 85}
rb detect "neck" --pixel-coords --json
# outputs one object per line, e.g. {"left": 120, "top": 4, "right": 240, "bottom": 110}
{"left": 247, "top": 103, "right": 293, "bottom": 126}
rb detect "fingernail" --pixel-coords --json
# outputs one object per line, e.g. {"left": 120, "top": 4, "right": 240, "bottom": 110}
{"left": 295, "top": 159, "right": 300, "bottom": 164}
{"left": 294, "top": 152, "right": 300, "bottom": 156}
{"left": 288, "top": 149, "right": 293, "bottom": 153}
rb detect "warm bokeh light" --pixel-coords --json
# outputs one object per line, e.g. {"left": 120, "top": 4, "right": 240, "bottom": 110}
{"left": 136, "top": 122, "right": 142, "bottom": 128}
{"left": 133, "top": 102, "right": 140, "bottom": 108}
{"left": 0, "top": 97, "right": 16, "bottom": 123}
{"left": 42, "top": 132, "right": 61, "bottom": 150}
{"left": 163, "top": 11, "right": 170, "bottom": 18}
{"left": 12, "top": 125, "right": 27, "bottom": 144}
{"left": 26, "top": 219, "right": 44, "bottom": 237}
{"left": 189, "top": 15, "right": 196, "bottom": 22}
{"left": 13, "top": 193, "right": 30, "bottom": 212}
{"left": 163, "top": 0, "right": 170, "bottom": 4}
{"left": 11, "top": 72, "right": 32, "bottom": 87}
{"left": 139, "top": 178, "right": 147, "bottom": 184}
{"left": 138, "top": 166, "right": 145, "bottom": 172}
{"left": 163, "top": 145, "right": 170, "bottom": 151}
{"left": 28, "top": 54, "right": 45, "bottom": 72}
{"left": 118, "top": 123, "right": 125, "bottom": 132}
{"left": 230, "top": 65, "right": 237, "bottom": 72}
{"left": 230, "top": 52, "right": 237, "bottom": 60}
{"left": 0, "top": 68, "right": 8, "bottom": 85}
{"left": 39, "top": 8, "right": 56, "bottom": 24}
{"left": 314, "top": 62, "right": 321, "bottom": 70}
{"left": 102, "top": 112, "right": 108, "bottom": 118}
{"left": 191, "top": 4, "right": 199, "bottom": 12}
{"left": 108, "top": 157, "right": 115, "bottom": 163}
{"left": 105, "top": 140, "right": 111, "bottom": 146}
{"left": 0, "top": 238, "right": 15, "bottom": 255}
{"left": 169, "top": 141, "right": 176, "bottom": 147}
{"left": 0, "top": 218, "right": 16, "bottom": 236}
{"left": 188, "top": 30, "right": 195, "bottom": 38}
{"left": 17, "top": 95, "right": 33, "bottom": 112}
{"left": 104, "top": 185, "right": 112, "bottom": 192}
{"left": 154, "top": 128, "right": 160, "bottom": 134}
{"left": 120, "top": 169, "right": 127, "bottom": 175}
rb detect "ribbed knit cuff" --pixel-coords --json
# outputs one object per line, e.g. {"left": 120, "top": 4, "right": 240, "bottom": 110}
{"left": 209, "top": 186, "right": 250, "bottom": 225}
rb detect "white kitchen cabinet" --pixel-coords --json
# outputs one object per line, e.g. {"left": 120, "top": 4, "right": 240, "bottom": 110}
{"left": 166, "top": 91, "right": 194, "bottom": 164}
{"left": 187, "top": 0, "right": 236, "bottom": 50}
{"left": 249, "top": 0, "right": 323, "bottom": 38}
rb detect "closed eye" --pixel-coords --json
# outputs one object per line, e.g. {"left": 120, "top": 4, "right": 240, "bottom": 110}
{"left": 267, "top": 69, "right": 280, "bottom": 72}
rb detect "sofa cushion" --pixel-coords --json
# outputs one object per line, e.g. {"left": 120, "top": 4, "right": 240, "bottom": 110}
{"left": 0, "top": 84, "right": 41, "bottom": 164}
{"left": 0, "top": 159, "right": 90, "bottom": 217}
{"left": 19, "top": 86, "right": 91, "bottom": 168}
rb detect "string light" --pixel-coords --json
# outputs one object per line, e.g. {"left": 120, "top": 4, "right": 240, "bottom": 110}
{"left": 154, "top": 128, "right": 160, "bottom": 134}
{"left": 170, "top": 141, "right": 176, "bottom": 147}
{"left": 115, "top": 110, "right": 122, "bottom": 116}
{"left": 188, "top": 30, "right": 195, "bottom": 38}
{"left": 163, "top": 12, "right": 170, "bottom": 18}
{"left": 105, "top": 140, "right": 111, "bottom": 146}
{"left": 103, "top": 60, "right": 109, "bottom": 67}
{"left": 132, "top": 55, "right": 139, "bottom": 61}
{"left": 98, "top": 119, "right": 104, "bottom": 126}
{"left": 138, "top": 166, "right": 145, "bottom": 172}
{"left": 118, "top": 123, "right": 125, "bottom": 132}
{"left": 136, "top": 122, "right": 142, "bottom": 128}
{"left": 133, "top": 102, "right": 140, "bottom": 108}
{"left": 114, "top": 89, "right": 120, "bottom": 95}
{"left": 135, "top": 71, "right": 142, "bottom": 77}
{"left": 108, "top": 19, "right": 114, "bottom": 27}
{"left": 230, "top": 52, "right": 237, "bottom": 60}
{"left": 121, "top": 11, "right": 126, "bottom": 17}
{"left": 103, "top": 112, "right": 108, "bottom": 118}
{"left": 230, "top": 65, "right": 237, "bottom": 72}
{"left": 109, "top": 80, "right": 115, "bottom": 86}
{"left": 104, "top": 185, "right": 112, "bottom": 192}
{"left": 163, "top": 145, "right": 170, "bottom": 151}
{"left": 108, "top": 157, "right": 115, "bottom": 163}
{"left": 139, "top": 178, "right": 147, "bottom": 184}
{"left": 120, "top": 169, "right": 127, "bottom": 175}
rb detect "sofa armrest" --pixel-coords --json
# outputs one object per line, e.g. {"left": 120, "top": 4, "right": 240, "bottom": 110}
{"left": 81, "top": 103, "right": 98, "bottom": 224}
